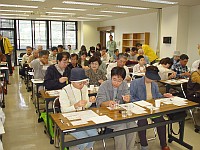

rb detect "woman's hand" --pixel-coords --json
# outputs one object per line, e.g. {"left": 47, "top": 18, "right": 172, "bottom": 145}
{"left": 122, "top": 95, "right": 130, "bottom": 103}
{"left": 163, "top": 93, "right": 173, "bottom": 98}
{"left": 59, "top": 77, "right": 68, "bottom": 83}
{"left": 89, "top": 96, "right": 96, "bottom": 103}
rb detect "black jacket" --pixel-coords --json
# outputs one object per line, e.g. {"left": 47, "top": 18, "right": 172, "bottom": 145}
{"left": 44, "top": 65, "right": 71, "bottom": 90}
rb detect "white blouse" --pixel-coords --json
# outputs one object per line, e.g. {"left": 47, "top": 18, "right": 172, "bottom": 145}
{"left": 59, "top": 84, "right": 92, "bottom": 113}
{"left": 157, "top": 64, "right": 173, "bottom": 80}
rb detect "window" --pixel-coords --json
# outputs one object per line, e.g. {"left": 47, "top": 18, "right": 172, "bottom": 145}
{"left": 64, "top": 22, "right": 77, "bottom": 50}
{"left": 17, "top": 20, "right": 32, "bottom": 49}
{"left": 50, "top": 21, "right": 63, "bottom": 47}
{"left": 33, "top": 21, "right": 47, "bottom": 49}
{"left": 0, "top": 19, "right": 14, "bottom": 28}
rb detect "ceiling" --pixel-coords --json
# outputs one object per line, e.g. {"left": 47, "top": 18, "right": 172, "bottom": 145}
{"left": 0, "top": 0, "right": 200, "bottom": 21}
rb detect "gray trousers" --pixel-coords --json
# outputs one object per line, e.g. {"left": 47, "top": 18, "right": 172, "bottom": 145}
{"left": 109, "top": 121, "right": 137, "bottom": 150}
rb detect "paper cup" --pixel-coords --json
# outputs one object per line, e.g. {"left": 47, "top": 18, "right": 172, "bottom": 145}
{"left": 155, "top": 100, "right": 161, "bottom": 108}
{"left": 90, "top": 85, "right": 94, "bottom": 90}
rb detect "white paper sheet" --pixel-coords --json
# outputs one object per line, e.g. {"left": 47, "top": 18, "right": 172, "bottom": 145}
{"left": 121, "top": 103, "right": 148, "bottom": 114}
{"left": 90, "top": 115, "right": 113, "bottom": 124}
{"left": 46, "top": 90, "right": 61, "bottom": 97}
{"left": 70, "top": 120, "right": 88, "bottom": 126}
{"left": 160, "top": 97, "right": 188, "bottom": 106}
{"left": 134, "top": 100, "right": 152, "bottom": 107}
{"left": 62, "top": 110, "right": 99, "bottom": 121}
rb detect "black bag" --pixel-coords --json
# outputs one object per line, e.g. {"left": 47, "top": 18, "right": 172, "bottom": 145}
{"left": 167, "top": 111, "right": 187, "bottom": 121}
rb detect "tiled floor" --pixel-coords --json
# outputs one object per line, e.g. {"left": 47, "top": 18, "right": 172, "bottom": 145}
{"left": 2, "top": 67, "right": 200, "bottom": 150}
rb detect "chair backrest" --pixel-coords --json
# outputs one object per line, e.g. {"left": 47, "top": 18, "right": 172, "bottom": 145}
{"left": 53, "top": 97, "right": 61, "bottom": 114}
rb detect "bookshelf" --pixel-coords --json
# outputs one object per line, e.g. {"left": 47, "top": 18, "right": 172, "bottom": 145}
{"left": 122, "top": 32, "right": 150, "bottom": 53}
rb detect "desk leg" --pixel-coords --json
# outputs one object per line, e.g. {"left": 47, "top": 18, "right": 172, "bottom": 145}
{"left": 168, "top": 121, "right": 193, "bottom": 150}
{"left": 60, "top": 131, "right": 65, "bottom": 150}
{"left": 46, "top": 99, "right": 54, "bottom": 144}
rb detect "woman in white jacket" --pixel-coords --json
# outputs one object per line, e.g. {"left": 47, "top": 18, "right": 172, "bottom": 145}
{"left": 59, "top": 68, "right": 98, "bottom": 150}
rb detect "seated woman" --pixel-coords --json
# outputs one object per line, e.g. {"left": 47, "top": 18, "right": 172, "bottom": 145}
{"left": 100, "top": 46, "right": 110, "bottom": 63}
{"left": 130, "top": 66, "right": 172, "bottom": 150}
{"left": 157, "top": 57, "right": 176, "bottom": 80}
{"left": 187, "top": 63, "right": 200, "bottom": 103}
{"left": 78, "top": 51, "right": 89, "bottom": 70}
{"left": 59, "top": 68, "right": 98, "bottom": 150}
{"left": 85, "top": 56, "right": 107, "bottom": 86}
{"left": 96, "top": 67, "right": 137, "bottom": 150}
{"left": 44, "top": 52, "right": 71, "bottom": 90}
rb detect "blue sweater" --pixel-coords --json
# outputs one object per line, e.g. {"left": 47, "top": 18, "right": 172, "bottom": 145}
{"left": 130, "top": 77, "right": 163, "bottom": 102}
{"left": 44, "top": 65, "right": 71, "bottom": 90}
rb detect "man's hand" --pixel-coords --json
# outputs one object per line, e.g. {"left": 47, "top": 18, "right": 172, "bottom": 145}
{"left": 163, "top": 93, "right": 173, "bottom": 98}
{"left": 122, "top": 95, "right": 130, "bottom": 103}
{"left": 89, "top": 96, "right": 96, "bottom": 103}
{"left": 59, "top": 77, "right": 68, "bottom": 83}
{"left": 74, "top": 100, "right": 87, "bottom": 108}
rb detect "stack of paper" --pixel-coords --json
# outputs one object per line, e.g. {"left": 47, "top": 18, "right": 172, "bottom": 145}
{"left": 90, "top": 115, "right": 113, "bottom": 124}
{"left": 46, "top": 90, "right": 61, "bottom": 97}
{"left": 70, "top": 120, "right": 88, "bottom": 126}
{"left": 161, "top": 97, "right": 188, "bottom": 106}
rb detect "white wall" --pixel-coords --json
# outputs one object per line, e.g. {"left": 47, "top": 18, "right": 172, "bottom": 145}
{"left": 80, "top": 21, "right": 100, "bottom": 50}
{"left": 100, "top": 12, "right": 158, "bottom": 52}
{"left": 187, "top": 5, "right": 200, "bottom": 66}
{"left": 160, "top": 6, "right": 179, "bottom": 58}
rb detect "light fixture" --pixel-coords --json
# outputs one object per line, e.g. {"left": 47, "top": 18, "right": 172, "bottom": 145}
{"left": 0, "top": 16, "right": 27, "bottom": 19}
{"left": 40, "top": 15, "right": 68, "bottom": 18}
{"left": 87, "top": 14, "right": 112, "bottom": 17}
{"left": 0, "top": 10, "right": 33, "bottom": 13}
{"left": 141, "top": 0, "right": 178, "bottom": 5}
{"left": 52, "top": 7, "right": 86, "bottom": 11}
{"left": 69, "top": 19, "right": 89, "bottom": 21}
{"left": 36, "top": 18, "right": 61, "bottom": 20}
{"left": 0, "top": 4, "right": 38, "bottom": 8}
{"left": 46, "top": 12, "right": 75, "bottom": 15}
{"left": 100, "top": 10, "right": 128, "bottom": 14}
{"left": 116, "top": 5, "right": 149, "bottom": 10}
{"left": 63, "top": 1, "right": 102, "bottom": 6}
{"left": 23, "top": 0, "right": 45, "bottom": 2}
{"left": 0, "top": 14, "right": 29, "bottom": 16}
{"left": 77, "top": 17, "right": 100, "bottom": 20}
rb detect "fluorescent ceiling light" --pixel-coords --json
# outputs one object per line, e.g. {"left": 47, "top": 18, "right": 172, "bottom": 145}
{"left": 0, "top": 14, "right": 29, "bottom": 16}
{"left": 116, "top": 5, "right": 149, "bottom": 10}
{"left": 52, "top": 7, "right": 86, "bottom": 11}
{"left": 40, "top": 15, "right": 68, "bottom": 18}
{"left": 0, "top": 16, "right": 27, "bottom": 19}
{"left": 0, "top": 4, "right": 38, "bottom": 8}
{"left": 100, "top": 10, "right": 128, "bottom": 14}
{"left": 0, "top": 10, "right": 33, "bottom": 13}
{"left": 46, "top": 12, "right": 75, "bottom": 15}
{"left": 36, "top": 18, "right": 61, "bottom": 20}
{"left": 87, "top": 14, "right": 112, "bottom": 17}
{"left": 141, "top": 0, "right": 178, "bottom": 5}
{"left": 63, "top": 1, "right": 102, "bottom": 6}
{"left": 69, "top": 19, "right": 89, "bottom": 21}
{"left": 23, "top": 0, "right": 45, "bottom": 2}
{"left": 77, "top": 17, "right": 100, "bottom": 20}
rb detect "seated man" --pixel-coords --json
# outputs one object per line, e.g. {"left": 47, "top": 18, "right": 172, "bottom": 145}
{"left": 113, "top": 49, "right": 119, "bottom": 62}
{"left": 133, "top": 55, "right": 146, "bottom": 74}
{"left": 107, "top": 53, "right": 131, "bottom": 81}
{"left": 59, "top": 68, "right": 98, "bottom": 150}
{"left": 130, "top": 66, "right": 172, "bottom": 150}
{"left": 96, "top": 67, "right": 137, "bottom": 150}
{"left": 27, "top": 50, "right": 39, "bottom": 64}
{"left": 187, "top": 63, "right": 200, "bottom": 103}
{"left": 68, "top": 53, "right": 82, "bottom": 69}
{"left": 58, "top": 45, "right": 64, "bottom": 53}
{"left": 172, "top": 54, "right": 190, "bottom": 78}
{"left": 44, "top": 52, "right": 71, "bottom": 90}
{"left": 138, "top": 49, "right": 150, "bottom": 64}
{"left": 129, "top": 47, "right": 138, "bottom": 61}
{"left": 170, "top": 51, "right": 180, "bottom": 65}
{"left": 49, "top": 46, "right": 58, "bottom": 64}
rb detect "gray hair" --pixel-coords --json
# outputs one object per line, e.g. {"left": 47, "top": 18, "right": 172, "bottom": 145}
{"left": 117, "top": 53, "right": 128, "bottom": 60}
{"left": 138, "top": 49, "right": 144, "bottom": 54}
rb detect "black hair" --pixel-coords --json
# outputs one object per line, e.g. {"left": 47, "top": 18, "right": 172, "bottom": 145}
{"left": 88, "top": 56, "right": 102, "bottom": 65}
{"left": 39, "top": 50, "right": 49, "bottom": 57}
{"left": 114, "top": 49, "right": 119, "bottom": 53}
{"left": 51, "top": 46, "right": 58, "bottom": 51}
{"left": 159, "top": 57, "right": 172, "bottom": 65}
{"left": 180, "top": 54, "right": 189, "bottom": 60}
{"left": 70, "top": 53, "right": 78, "bottom": 60}
{"left": 109, "top": 35, "right": 113, "bottom": 37}
{"left": 93, "top": 51, "right": 101, "bottom": 57}
{"left": 26, "top": 46, "right": 33, "bottom": 50}
{"left": 57, "top": 52, "right": 70, "bottom": 61}
{"left": 117, "top": 53, "right": 128, "bottom": 60}
{"left": 111, "top": 67, "right": 126, "bottom": 80}
{"left": 81, "top": 51, "right": 87, "bottom": 56}
{"left": 68, "top": 45, "right": 71, "bottom": 47}
{"left": 90, "top": 46, "right": 95, "bottom": 51}
{"left": 135, "top": 43, "right": 142, "bottom": 47}
{"left": 58, "top": 45, "right": 63, "bottom": 49}
{"left": 146, "top": 66, "right": 159, "bottom": 73}
{"left": 96, "top": 43, "right": 101, "bottom": 50}
{"left": 131, "top": 47, "right": 138, "bottom": 52}
{"left": 137, "top": 55, "right": 144, "bottom": 61}
{"left": 81, "top": 45, "right": 87, "bottom": 51}
{"left": 125, "top": 48, "right": 130, "bottom": 53}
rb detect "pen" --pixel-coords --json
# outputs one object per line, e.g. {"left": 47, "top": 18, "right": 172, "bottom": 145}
{"left": 60, "top": 119, "right": 64, "bottom": 124}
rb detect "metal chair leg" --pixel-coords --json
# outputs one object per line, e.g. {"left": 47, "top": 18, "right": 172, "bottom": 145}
{"left": 102, "top": 139, "right": 106, "bottom": 150}
{"left": 189, "top": 109, "right": 197, "bottom": 126}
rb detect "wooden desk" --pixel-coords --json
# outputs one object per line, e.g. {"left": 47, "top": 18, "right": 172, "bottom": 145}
{"left": 159, "top": 79, "right": 188, "bottom": 98}
{"left": 51, "top": 100, "right": 198, "bottom": 150}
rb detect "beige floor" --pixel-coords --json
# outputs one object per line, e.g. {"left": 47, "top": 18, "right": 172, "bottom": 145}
{"left": 2, "top": 67, "right": 200, "bottom": 150}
